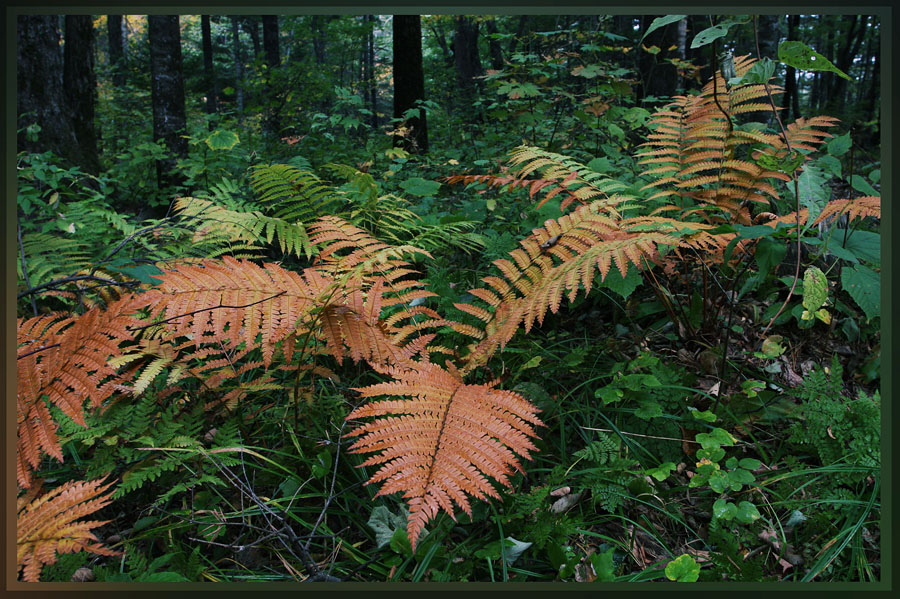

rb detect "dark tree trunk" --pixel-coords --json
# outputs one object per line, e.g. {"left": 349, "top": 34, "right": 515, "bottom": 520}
{"left": 17, "top": 16, "right": 81, "bottom": 167}
{"left": 262, "top": 16, "right": 280, "bottom": 68}
{"left": 825, "top": 15, "right": 867, "bottom": 116}
{"left": 312, "top": 16, "right": 326, "bottom": 64}
{"left": 244, "top": 16, "right": 261, "bottom": 60}
{"left": 230, "top": 16, "right": 245, "bottom": 121}
{"left": 637, "top": 15, "right": 678, "bottom": 102}
{"left": 108, "top": 15, "right": 125, "bottom": 87}
{"left": 865, "top": 42, "right": 880, "bottom": 124}
{"left": 201, "top": 15, "right": 218, "bottom": 123}
{"left": 392, "top": 15, "right": 427, "bottom": 153}
{"left": 148, "top": 15, "right": 188, "bottom": 196}
{"left": 486, "top": 17, "right": 504, "bottom": 70}
{"left": 817, "top": 16, "right": 836, "bottom": 111}
{"left": 364, "top": 15, "right": 378, "bottom": 129}
{"left": 262, "top": 15, "right": 281, "bottom": 135}
{"left": 781, "top": 15, "right": 801, "bottom": 122}
{"left": 63, "top": 15, "right": 100, "bottom": 175}
{"left": 756, "top": 14, "right": 780, "bottom": 60}
{"left": 509, "top": 15, "right": 528, "bottom": 56}
{"left": 453, "top": 16, "right": 483, "bottom": 101}
{"left": 427, "top": 20, "right": 453, "bottom": 68}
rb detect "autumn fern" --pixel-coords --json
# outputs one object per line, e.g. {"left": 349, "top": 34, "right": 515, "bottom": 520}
{"left": 17, "top": 478, "right": 119, "bottom": 582}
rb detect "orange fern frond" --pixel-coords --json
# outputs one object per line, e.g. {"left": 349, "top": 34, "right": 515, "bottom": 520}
{"left": 17, "top": 478, "right": 119, "bottom": 582}
{"left": 345, "top": 360, "right": 543, "bottom": 550}
{"left": 16, "top": 301, "right": 142, "bottom": 488}
{"left": 812, "top": 195, "right": 880, "bottom": 227}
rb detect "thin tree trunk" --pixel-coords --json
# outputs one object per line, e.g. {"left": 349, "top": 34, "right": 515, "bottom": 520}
{"left": 108, "top": 15, "right": 125, "bottom": 87}
{"left": 201, "top": 15, "right": 218, "bottom": 125}
{"left": 230, "top": 16, "right": 244, "bottom": 123}
{"left": 17, "top": 16, "right": 81, "bottom": 167}
{"left": 486, "top": 17, "right": 504, "bottom": 70}
{"left": 364, "top": 15, "right": 378, "bottom": 129}
{"left": 262, "top": 15, "right": 281, "bottom": 135}
{"left": 63, "top": 15, "right": 100, "bottom": 174}
{"left": 392, "top": 15, "right": 427, "bottom": 153}
{"left": 453, "top": 16, "right": 483, "bottom": 96}
{"left": 148, "top": 15, "right": 188, "bottom": 197}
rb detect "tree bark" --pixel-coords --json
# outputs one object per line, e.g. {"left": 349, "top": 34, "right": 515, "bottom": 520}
{"left": 201, "top": 15, "right": 218, "bottom": 123}
{"left": 17, "top": 16, "right": 81, "bottom": 167}
{"left": 63, "top": 15, "right": 100, "bottom": 174}
{"left": 108, "top": 15, "right": 126, "bottom": 87}
{"left": 262, "top": 15, "right": 281, "bottom": 135}
{"left": 230, "top": 16, "right": 245, "bottom": 122}
{"left": 148, "top": 15, "right": 188, "bottom": 195}
{"left": 453, "top": 16, "right": 483, "bottom": 104}
{"left": 364, "top": 15, "right": 378, "bottom": 129}
{"left": 637, "top": 15, "right": 678, "bottom": 102}
{"left": 486, "top": 17, "right": 504, "bottom": 70}
{"left": 781, "top": 15, "right": 801, "bottom": 122}
{"left": 392, "top": 15, "right": 427, "bottom": 153}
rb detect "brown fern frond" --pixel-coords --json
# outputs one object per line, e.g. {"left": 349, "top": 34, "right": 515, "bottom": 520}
{"left": 345, "top": 360, "right": 543, "bottom": 550}
{"left": 17, "top": 478, "right": 119, "bottom": 582}
{"left": 16, "top": 301, "right": 142, "bottom": 488}
{"left": 812, "top": 196, "right": 880, "bottom": 226}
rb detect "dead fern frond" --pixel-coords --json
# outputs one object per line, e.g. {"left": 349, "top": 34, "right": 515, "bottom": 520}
{"left": 16, "top": 300, "right": 142, "bottom": 488}
{"left": 346, "top": 360, "right": 543, "bottom": 550}
{"left": 17, "top": 478, "right": 119, "bottom": 582}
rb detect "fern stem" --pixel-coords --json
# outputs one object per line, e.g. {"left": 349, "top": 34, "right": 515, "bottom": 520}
{"left": 17, "top": 213, "right": 38, "bottom": 316}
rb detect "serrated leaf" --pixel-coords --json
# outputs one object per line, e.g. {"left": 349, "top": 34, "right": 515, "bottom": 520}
{"left": 204, "top": 129, "right": 240, "bottom": 151}
{"left": 841, "top": 264, "right": 880, "bottom": 322}
{"left": 778, "top": 41, "right": 851, "bottom": 80}
{"left": 841, "top": 231, "right": 880, "bottom": 266}
{"left": 665, "top": 554, "right": 700, "bottom": 582}
{"left": 850, "top": 174, "right": 878, "bottom": 197}
{"left": 641, "top": 15, "right": 686, "bottom": 42}
{"left": 827, "top": 132, "right": 851, "bottom": 157}
{"left": 801, "top": 266, "right": 828, "bottom": 312}
{"left": 367, "top": 505, "right": 408, "bottom": 549}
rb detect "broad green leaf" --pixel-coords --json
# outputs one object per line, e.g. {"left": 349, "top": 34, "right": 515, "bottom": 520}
{"left": 712, "top": 498, "right": 737, "bottom": 520}
{"left": 689, "top": 407, "right": 716, "bottom": 423}
{"left": 600, "top": 261, "right": 642, "bottom": 299}
{"left": 735, "top": 501, "right": 761, "bottom": 524}
{"left": 778, "top": 41, "right": 851, "bottom": 80}
{"left": 730, "top": 57, "right": 775, "bottom": 85}
{"left": 841, "top": 264, "right": 880, "bottom": 322}
{"left": 691, "top": 24, "right": 730, "bottom": 49}
{"left": 645, "top": 462, "right": 676, "bottom": 482}
{"left": 850, "top": 174, "right": 878, "bottom": 196}
{"left": 368, "top": 505, "right": 408, "bottom": 548}
{"left": 816, "top": 154, "right": 842, "bottom": 178}
{"left": 827, "top": 132, "right": 851, "bottom": 157}
{"left": 590, "top": 547, "right": 617, "bottom": 582}
{"left": 841, "top": 231, "right": 880, "bottom": 265}
{"left": 738, "top": 458, "right": 762, "bottom": 470}
{"left": 796, "top": 164, "right": 829, "bottom": 226}
{"left": 399, "top": 177, "right": 441, "bottom": 197}
{"left": 665, "top": 554, "right": 700, "bottom": 582}
{"left": 801, "top": 266, "right": 828, "bottom": 312}
{"left": 641, "top": 15, "right": 686, "bottom": 42}
{"left": 521, "top": 355, "right": 543, "bottom": 369}
{"left": 759, "top": 335, "right": 785, "bottom": 359}
{"left": 204, "top": 129, "right": 240, "bottom": 151}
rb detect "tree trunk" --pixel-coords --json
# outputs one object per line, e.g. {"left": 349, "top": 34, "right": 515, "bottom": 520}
{"left": 312, "top": 16, "right": 326, "bottom": 64}
{"left": 756, "top": 15, "right": 780, "bottom": 60}
{"left": 17, "top": 16, "right": 81, "bottom": 167}
{"left": 486, "top": 17, "right": 504, "bottom": 70}
{"left": 637, "top": 15, "right": 678, "bottom": 102}
{"left": 148, "top": 15, "right": 188, "bottom": 196}
{"left": 781, "top": 15, "right": 801, "bottom": 122}
{"left": 201, "top": 15, "right": 218, "bottom": 125}
{"left": 230, "top": 16, "right": 245, "bottom": 122}
{"left": 244, "top": 16, "right": 261, "bottom": 60}
{"left": 392, "top": 15, "right": 427, "bottom": 153}
{"left": 262, "top": 15, "right": 281, "bottom": 135}
{"left": 364, "top": 15, "right": 378, "bottom": 129}
{"left": 63, "top": 16, "right": 100, "bottom": 174}
{"left": 108, "top": 15, "right": 126, "bottom": 87}
{"left": 453, "top": 16, "right": 483, "bottom": 103}
{"left": 509, "top": 15, "right": 528, "bottom": 56}
{"left": 262, "top": 16, "right": 280, "bottom": 68}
